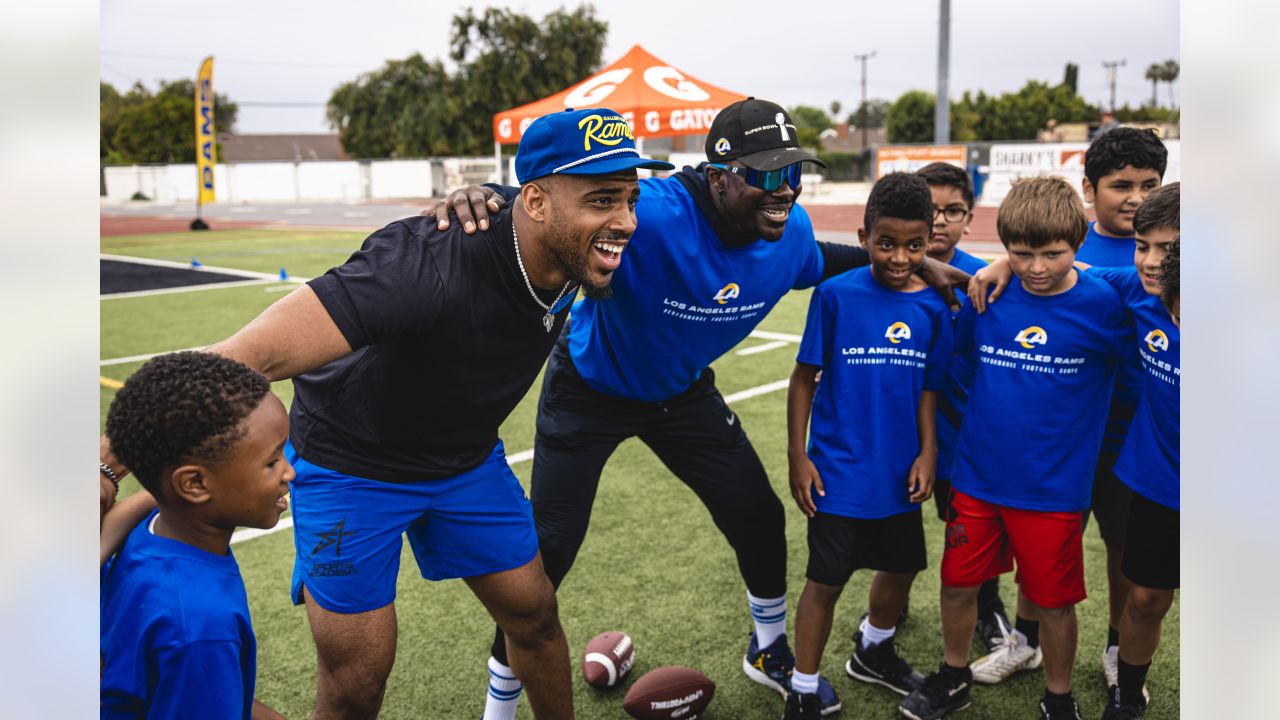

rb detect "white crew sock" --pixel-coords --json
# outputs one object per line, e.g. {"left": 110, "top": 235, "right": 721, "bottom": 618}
{"left": 483, "top": 656, "right": 522, "bottom": 720}
{"left": 791, "top": 669, "right": 820, "bottom": 695}
{"left": 748, "top": 592, "right": 788, "bottom": 648}
{"left": 860, "top": 616, "right": 896, "bottom": 648}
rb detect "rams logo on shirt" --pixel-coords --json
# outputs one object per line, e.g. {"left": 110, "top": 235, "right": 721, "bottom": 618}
{"left": 1144, "top": 329, "right": 1169, "bottom": 352}
{"left": 1015, "top": 326, "right": 1048, "bottom": 349}
{"left": 713, "top": 283, "right": 740, "bottom": 304}
{"left": 885, "top": 321, "right": 912, "bottom": 344}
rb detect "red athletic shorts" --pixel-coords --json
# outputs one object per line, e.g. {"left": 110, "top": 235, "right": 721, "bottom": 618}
{"left": 941, "top": 490, "right": 1086, "bottom": 609}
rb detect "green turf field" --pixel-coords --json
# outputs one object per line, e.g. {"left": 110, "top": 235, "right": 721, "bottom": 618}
{"left": 101, "top": 228, "right": 1179, "bottom": 719}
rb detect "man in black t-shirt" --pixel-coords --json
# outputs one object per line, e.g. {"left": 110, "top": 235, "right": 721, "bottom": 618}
{"left": 98, "top": 108, "right": 672, "bottom": 720}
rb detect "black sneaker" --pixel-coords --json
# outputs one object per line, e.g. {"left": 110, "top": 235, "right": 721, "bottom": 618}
{"left": 899, "top": 665, "right": 972, "bottom": 720}
{"left": 781, "top": 690, "right": 823, "bottom": 720}
{"left": 846, "top": 631, "right": 925, "bottom": 696}
{"left": 1038, "top": 694, "right": 1082, "bottom": 720}
{"left": 1100, "top": 686, "right": 1147, "bottom": 719}
{"left": 974, "top": 605, "right": 1012, "bottom": 654}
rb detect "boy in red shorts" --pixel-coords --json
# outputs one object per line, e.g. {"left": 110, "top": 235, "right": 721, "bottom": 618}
{"left": 899, "top": 178, "right": 1133, "bottom": 720}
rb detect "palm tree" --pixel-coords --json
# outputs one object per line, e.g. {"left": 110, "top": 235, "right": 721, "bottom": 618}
{"left": 1161, "top": 59, "right": 1180, "bottom": 109}
{"left": 1145, "top": 63, "right": 1162, "bottom": 107}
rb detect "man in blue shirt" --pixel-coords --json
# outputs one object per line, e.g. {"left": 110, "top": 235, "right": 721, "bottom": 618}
{"left": 432, "top": 99, "right": 974, "bottom": 719}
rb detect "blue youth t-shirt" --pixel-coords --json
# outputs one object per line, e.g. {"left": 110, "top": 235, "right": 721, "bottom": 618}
{"left": 936, "top": 247, "right": 989, "bottom": 478}
{"left": 951, "top": 272, "right": 1133, "bottom": 511}
{"left": 101, "top": 510, "right": 257, "bottom": 719}
{"left": 798, "top": 267, "right": 953, "bottom": 519}
{"left": 1089, "top": 266, "right": 1181, "bottom": 510}
{"left": 1077, "top": 221, "right": 1143, "bottom": 453}
{"left": 567, "top": 173, "right": 825, "bottom": 402}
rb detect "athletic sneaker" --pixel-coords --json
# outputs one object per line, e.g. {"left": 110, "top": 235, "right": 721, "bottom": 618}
{"left": 970, "top": 625, "right": 1042, "bottom": 684}
{"left": 743, "top": 633, "right": 842, "bottom": 716}
{"left": 1101, "top": 686, "right": 1147, "bottom": 719}
{"left": 781, "top": 690, "right": 823, "bottom": 720}
{"left": 898, "top": 665, "right": 972, "bottom": 720}
{"left": 845, "top": 630, "right": 925, "bottom": 695}
{"left": 974, "top": 605, "right": 1012, "bottom": 654}
{"left": 1038, "top": 695, "right": 1083, "bottom": 720}
{"left": 1101, "top": 647, "right": 1151, "bottom": 702}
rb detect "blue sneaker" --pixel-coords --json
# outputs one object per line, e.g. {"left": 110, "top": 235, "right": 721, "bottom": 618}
{"left": 743, "top": 633, "right": 842, "bottom": 716}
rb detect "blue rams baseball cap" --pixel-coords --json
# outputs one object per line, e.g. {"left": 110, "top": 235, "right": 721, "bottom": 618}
{"left": 515, "top": 108, "right": 674, "bottom": 183}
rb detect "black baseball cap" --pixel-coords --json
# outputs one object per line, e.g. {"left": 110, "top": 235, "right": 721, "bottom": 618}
{"left": 705, "top": 98, "right": 827, "bottom": 171}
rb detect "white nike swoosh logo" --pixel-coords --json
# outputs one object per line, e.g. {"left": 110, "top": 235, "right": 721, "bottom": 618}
{"left": 725, "top": 412, "right": 736, "bottom": 425}
{"left": 948, "top": 682, "right": 969, "bottom": 697}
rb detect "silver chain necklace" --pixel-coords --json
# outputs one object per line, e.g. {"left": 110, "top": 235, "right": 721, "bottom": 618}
{"left": 512, "top": 220, "right": 573, "bottom": 332}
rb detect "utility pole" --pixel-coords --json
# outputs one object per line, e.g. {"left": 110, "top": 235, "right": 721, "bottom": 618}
{"left": 855, "top": 50, "right": 876, "bottom": 150}
{"left": 935, "top": 0, "right": 951, "bottom": 143}
{"left": 1102, "top": 58, "right": 1126, "bottom": 112}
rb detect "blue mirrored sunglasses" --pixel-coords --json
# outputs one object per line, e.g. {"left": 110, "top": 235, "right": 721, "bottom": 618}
{"left": 708, "top": 163, "right": 803, "bottom": 192}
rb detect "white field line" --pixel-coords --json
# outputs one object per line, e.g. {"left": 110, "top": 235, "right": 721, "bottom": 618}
{"left": 102, "top": 278, "right": 283, "bottom": 300}
{"left": 101, "top": 345, "right": 209, "bottom": 366}
{"left": 100, "top": 253, "right": 283, "bottom": 280}
{"left": 228, "top": 375, "right": 791, "bottom": 546}
{"left": 747, "top": 329, "right": 804, "bottom": 343}
{"left": 735, "top": 340, "right": 789, "bottom": 356}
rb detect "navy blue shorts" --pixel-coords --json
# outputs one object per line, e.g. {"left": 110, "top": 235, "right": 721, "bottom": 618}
{"left": 286, "top": 440, "right": 538, "bottom": 614}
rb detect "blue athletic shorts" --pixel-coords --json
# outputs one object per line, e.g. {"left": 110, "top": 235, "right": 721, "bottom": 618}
{"left": 285, "top": 440, "right": 538, "bottom": 614}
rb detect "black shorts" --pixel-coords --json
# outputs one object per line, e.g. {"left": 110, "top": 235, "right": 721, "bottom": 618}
{"left": 1120, "top": 491, "right": 1179, "bottom": 589}
{"left": 1083, "top": 449, "right": 1133, "bottom": 542}
{"left": 806, "top": 509, "right": 926, "bottom": 586}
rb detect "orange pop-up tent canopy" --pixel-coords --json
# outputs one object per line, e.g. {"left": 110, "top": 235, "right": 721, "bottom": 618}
{"left": 493, "top": 45, "right": 748, "bottom": 147}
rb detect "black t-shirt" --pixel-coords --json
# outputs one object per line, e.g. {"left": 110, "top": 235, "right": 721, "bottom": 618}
{"left": 290, "top": 211, "right": 576, "bottom": 483}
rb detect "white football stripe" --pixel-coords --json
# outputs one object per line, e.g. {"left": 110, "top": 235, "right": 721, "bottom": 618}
{"left": 583, "top": 652, "right": 617, "bottom": 687}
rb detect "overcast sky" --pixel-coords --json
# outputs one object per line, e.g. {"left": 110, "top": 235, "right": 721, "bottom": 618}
{"left": 100, "top": 0, "right": 1180, "bottom": 135}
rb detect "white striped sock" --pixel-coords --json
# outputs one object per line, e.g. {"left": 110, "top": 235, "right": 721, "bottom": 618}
{"left": 483, "top": 656, "right": 522, "bottom": 720}
{"left": 748, "top": 592, "right": 788, "bottom": 648}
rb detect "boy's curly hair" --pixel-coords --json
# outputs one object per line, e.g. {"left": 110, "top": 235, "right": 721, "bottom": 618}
{"left": 106, "top": 352, "right": 271, "bottom": 497}
{"left": 1085, "top": 127, "right": 1168, "bottom": 187}
{"left": 864, "top": 172, "right": 935, "bottom": 234}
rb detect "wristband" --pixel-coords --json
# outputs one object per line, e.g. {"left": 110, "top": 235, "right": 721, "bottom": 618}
{"left": 99, "top": 462, "right": 121, "bottom": 490}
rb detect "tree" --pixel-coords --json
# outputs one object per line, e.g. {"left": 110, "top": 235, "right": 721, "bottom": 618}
{"left": 1160, "top": 59, "right": 1180, "bottom": 108}
{"left": 828, "top": 100, "right": 842, "bottom": 120}
{"left": 788, "top": 104, "right": 833, "bottom": 150}
{"left": 100, "top": 79, "right": 238, "bottom": 165}
{"left": 885, "top": 90, "right": 935, "bottom": 143}
{"left": 326, "top": 5, "right": 609, "bottom": 157}
{"left": 847, "top": 99, "right": 889, "bottom": 129}
{"left": 1062, "top": 62, "right": 1079, "bottom": 95}
{"left": 1144, "top": 62, "right": 1161, "bottom": 107}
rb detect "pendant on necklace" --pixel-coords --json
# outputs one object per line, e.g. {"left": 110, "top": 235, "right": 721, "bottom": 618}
{"left": 543, "top": 313, "right": 554, "bottom": 332}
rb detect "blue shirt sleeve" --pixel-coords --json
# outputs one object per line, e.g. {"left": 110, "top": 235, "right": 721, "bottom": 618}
{"left": 924, "top": 304, "right": 954, "bottom": 392}
{"left": 790, "top": 211, "right": 826, "bottom": 290}
{"left": 796, "top": 287, "right": 829, "bottom": 368}
{"left": 1085, "top": 265, "right": 1142, "bottom": 296}
{"left": 149, "top": 641, "right": 250, "bottom": 720}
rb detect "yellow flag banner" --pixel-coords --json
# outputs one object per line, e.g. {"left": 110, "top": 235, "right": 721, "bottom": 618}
{"left": 195, "top": 56, "right": 216, "bottom": 205}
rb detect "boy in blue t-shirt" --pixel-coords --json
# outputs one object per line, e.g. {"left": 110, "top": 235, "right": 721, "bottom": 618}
{"left": 900, "top": 178, "right": 1132, "bottom": 720}
{"left": 1076, "top": 128, "right": 1168, "bottom": 682}
{"left": 914, "top": 162, "right": 1010, "bottom": 653}
{"left": 1090, "top": 184, "right": 1179, "bottom": 720}
{"left": 783, "top": 173, "right": 953, "bottom": 719}
{"left": 100, "top": 352, "right": 293, "bottom": 719}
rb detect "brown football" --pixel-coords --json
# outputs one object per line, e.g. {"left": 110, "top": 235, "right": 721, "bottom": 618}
{"left": 582, "top": 631, "right": 635, "bottom": 689}
{"left": 622, "top": 665, "right": 715, "bottom": 720}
